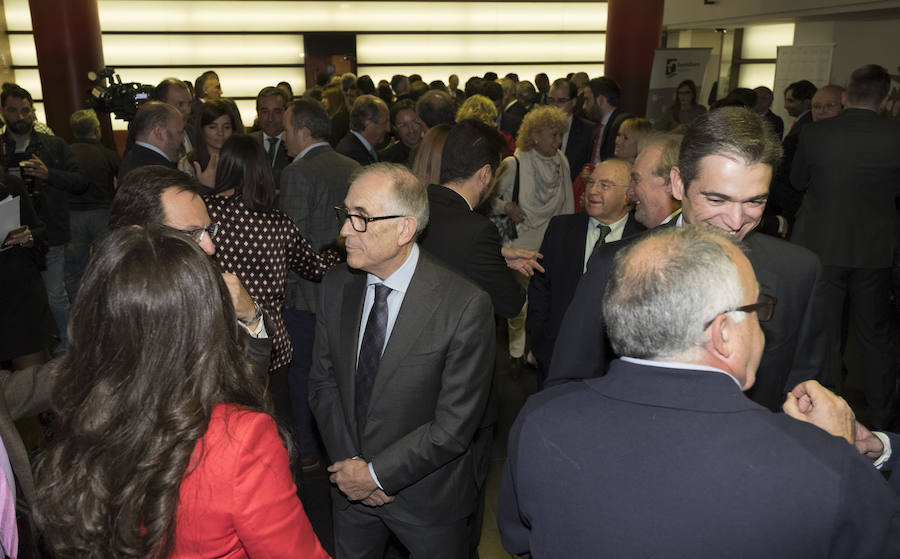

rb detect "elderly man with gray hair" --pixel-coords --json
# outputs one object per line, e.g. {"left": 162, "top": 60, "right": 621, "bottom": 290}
{"left": 499, "top": 225, "right": 900, "bottom": 558}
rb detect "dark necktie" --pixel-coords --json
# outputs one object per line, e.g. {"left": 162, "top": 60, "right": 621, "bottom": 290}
{"left": 356, "top": 284, "right": 391, "bottom": 440}
{"left": 592, "top": 224, "right": 612, "bottom": 253}
{"left": 266, "top": 136, "right": 279, "bottom": 166}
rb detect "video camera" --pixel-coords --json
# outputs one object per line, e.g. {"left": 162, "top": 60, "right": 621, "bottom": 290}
{"left": 87, "top": 67, "right": 154, "bottom": 122}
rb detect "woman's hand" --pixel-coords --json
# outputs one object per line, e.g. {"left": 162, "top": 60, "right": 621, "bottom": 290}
{"left": 194, "top": 152, "right": 219, "bottom": 188}
{"left": 505, "top": 201, "right": 527, "bottom": 224}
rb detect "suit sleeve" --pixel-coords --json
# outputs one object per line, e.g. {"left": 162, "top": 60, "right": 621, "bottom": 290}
{"left": 789, "top": 127, "right": 811, "bottom": 193}
{"left": 526, "top": 219, "right": 557, "bottom": 367}
{"left": 279, "top": 164, "right": 311, "bottom": 235}
{"left": 543, "top": 245, "right": 615, "bottom": 388}
{"left": 469, "top": 219, "right": 524, "bottom": 318}
{"left": 371, "top": 290, "right": 495, "bottom": 494}
{"left": 308, "top": 276, "right": 359, "bottom": 461}
{"left": 497, "top": 409, "right": 533, "bottom": 558}
{"left": 784, "top": 252, "right": 834, "bottom": 393}
{"left": 231, "top": 413, "right": 330, "bottom": 559}
{"left": 3, "top": 361, "right": 54, "bottom": 420}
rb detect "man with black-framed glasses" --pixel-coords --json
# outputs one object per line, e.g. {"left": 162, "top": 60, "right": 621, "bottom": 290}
{"left": 310, "top": 163, "right": 495, "bottom": 559}
{"left": 499, "top": 225, "right": 900, "bottom": 558}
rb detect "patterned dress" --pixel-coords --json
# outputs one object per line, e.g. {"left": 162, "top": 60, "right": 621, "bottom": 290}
{"left": 204, "top": 193, "right": 340, "bottom": 370}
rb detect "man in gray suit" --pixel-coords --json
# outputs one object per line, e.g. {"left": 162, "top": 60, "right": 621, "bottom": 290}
{"left": 280, "top": 98, "right": 360, "bottom": 469}
{"left": 249, "top": 86, "right": 292, "bottom": 187}
{"left": 310, "top": 163, "right": 495, "bottom": 559}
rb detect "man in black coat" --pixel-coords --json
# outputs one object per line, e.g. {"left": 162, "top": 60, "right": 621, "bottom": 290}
{"left": 1, "top": 84, "right": 85, "bottom": 351}
{"left": 767, "top": 79, "right": 816, "bottom": 222}
{"left": 790, "top": 64, "right": 900, "bottom": 429}
{"left": 336, "top": 94, "right": 390, "bottom": 166}
{"left": 118, "top": 101, "right": 182, "bottom": 182}
{"left": 549, "top": 78, "right": 596, "bottom": 182}
{"left": 249, "top": 86, "right": 292, "bottom": 187}
{"left": 528, "top": 158, "right": 644, "bottom": 385}
{"left": 546, "top": 107, "right": 831, "bottom": 412}
{"left": 583, "top": 77, "right": 632, "bottom": 163}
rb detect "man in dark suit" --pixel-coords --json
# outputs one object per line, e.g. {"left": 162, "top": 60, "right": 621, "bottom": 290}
{"left": 377, "top": 99, "right": 423, "bottom": 168}
{"left": 584, "top": 77, "right": 632, "bottom": 163}
{"left": 279, "top": 98, "right": 360, "bottom": 469}
{"left": 549, "top": 78, "right": 596, "bottom": 183}
{"left": 310, "top": 163, "right": 494, "bottom": 559}
{"left": 249, "top": 86, "right": 291, "bottom": 187}
{"left": 118, "top": 101, "right": 181, "bottom": 182}
{"left": 546, "top": 107, "right": 831, "bottom": 412}
{"left": 499, "top": 81, "right": 535, "bottom": 138}
{"left": 499, "top": 225, "right": 900, "bottom": 558}
{"left": 790, "top": 65, "right": 900, "bottom": 429}
{"left": 336, "top": 95, "right": 391, "bottom": 166}
{"left": 153, "top": 77, "right": 194, "bottom": 159}
{"left": 753, "top": 86, "right": 784, "bottom": 138}
{"left": 528, "top": 158, "right": 644, "bottom": 385}
{"left": 767, "top": 79, "right": 816, "bottom": 222}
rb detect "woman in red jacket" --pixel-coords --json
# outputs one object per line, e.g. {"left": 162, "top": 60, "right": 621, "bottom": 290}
{"left": 32, "top": 226, "right": 330, "bottom": 559}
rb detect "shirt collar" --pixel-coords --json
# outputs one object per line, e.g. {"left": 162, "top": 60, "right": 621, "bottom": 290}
{"left": 297, "top": 141, "right": 329, "bottom": 161}
{"left": 135, "top": 141, "right": 172, "bottom": 162}
{"left": 589, "top": 211, "right": 628, "bottom": 232}
{"left": 620, "top": 356, "right": 742, "bottom": 389}
{"left": 351, "top": 130, "right": 374, "bottom": 154}
{"left": 366, "top": 244, "right": 420, "bottom": 295}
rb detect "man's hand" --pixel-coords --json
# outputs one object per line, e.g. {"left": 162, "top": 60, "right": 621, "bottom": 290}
{"left": 504, "top": 201, "right": 527, "bottom": 224}
{"left": 501, "top": 247, "right": 544, "bottom": 276}
{"left": 2, "top": 225, "right": 32, "bottom": 248}
{"left": 327, "top": 458, "right": 379, "bottom": 501}
{"left": 193, "top": 152, "right": 218, "bottom": 188}
{"left": 783, "top": 380, "right": 855, "bottom": 444}
{"left": 221, "top": 273, "right": 260, "bottom": 329}
{"left": 855, "top": 421, "right": 885, "bottom": 461}
{"left": 21, "top": 155, "right": 48, "bottom": 181}
{"left": 361, "top": 489, "right": 395, "bottom": 507}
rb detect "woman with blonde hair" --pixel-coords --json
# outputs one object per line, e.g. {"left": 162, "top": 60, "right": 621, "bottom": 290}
{"left": 455, "top": 94, "right": 515, "bottom": 156}
{"left": 613, "top": 117, "right": 653, "bottom": 164}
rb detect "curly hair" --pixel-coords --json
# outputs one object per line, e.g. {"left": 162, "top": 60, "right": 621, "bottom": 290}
{"left": 455, "top": 94, "right": 498, "bottom": 127}
{"left": 33, "top": 227, "right": 271, "bottom": 559}
{"left": 516, "top": 105, "right": 568, "bottom": 151}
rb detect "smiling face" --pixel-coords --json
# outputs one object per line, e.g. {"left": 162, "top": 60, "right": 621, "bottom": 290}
{"left": 532, "top": 125, "right": 563, "bottom": 157}
{"left": 257, "top": 94, "right": 286, "bottom": 137}
{"left": 393, "top": 108, "right": 424, "bottom": 148}
{"left": 614, "top": 125, "right": 639, "bottom": 162}
{"left": 672, "top": 154, "right": 771, "bottom": 240}
{"left": 203, "top": 114, "right": 233, "bottom": 152}
{"left": 627, "top": 146, "right": 672, "bottom": 228}
{"left": 585, "top": 159, "right": 630, "bottom": 224}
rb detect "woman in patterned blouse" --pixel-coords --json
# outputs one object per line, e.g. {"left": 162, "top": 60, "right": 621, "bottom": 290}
{"left": 204, "top": 134, "right": 341, "bottom": 433}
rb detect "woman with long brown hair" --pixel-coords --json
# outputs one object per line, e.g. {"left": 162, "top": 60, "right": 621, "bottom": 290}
{"left": 321, "top": 83, "right": 350, "bottom": 147}
{"left": 33, "top": 227, "right": 330, "bottom": 559}
{"left": 178, "top": 98, "right": 244, "bottom": 189}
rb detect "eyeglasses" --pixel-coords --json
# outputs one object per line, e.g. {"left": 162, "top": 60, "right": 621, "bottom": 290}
{"left": 335, "top": 205, "right": 405, "bottom": 233}
{"left": 704, "top": 293, "right": 777, "bottom": 330}
{"left": 584, "top": 178, "right": 627, "bottom": 191}
{"left": 548, "top": 96, "right": 573, "bottom": 104}
{"left": 175, "top": 222, "right": 219, "bottom": 244}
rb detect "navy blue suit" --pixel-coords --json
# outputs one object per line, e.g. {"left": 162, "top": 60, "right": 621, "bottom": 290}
{"left": 499, "top": 359, "right": 900, "bottom": 558}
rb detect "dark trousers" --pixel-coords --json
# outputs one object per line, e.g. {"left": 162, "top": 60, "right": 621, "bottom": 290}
{"left": 283, "top": 307, "right": 321, "bottom": 459}
{"left": 823, "top": 265, "right": 897, "bottom": 428}
{"left": 333, "top": 501, "right": 467, "bottom": 559}
{"left": 65, "top": 208, "right": 109, "bottom": 301}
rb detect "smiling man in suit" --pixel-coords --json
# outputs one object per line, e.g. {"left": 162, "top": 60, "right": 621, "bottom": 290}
{"left": 528, "top": 157, "right": 644, "bottom": 385}
{"left": 546, "top": 107, "right": 832, "bottom": 412}
{"left": 309, "top": 163, "right": 495, "bottom": 559}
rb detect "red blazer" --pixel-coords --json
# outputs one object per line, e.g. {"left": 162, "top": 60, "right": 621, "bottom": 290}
{"left": 172, "top": 404, "right": 330, "bottom": 559}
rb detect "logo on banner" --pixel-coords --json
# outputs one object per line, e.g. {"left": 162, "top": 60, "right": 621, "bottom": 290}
{"left": 666, "top": 58, "right": 678, "bottom": 78}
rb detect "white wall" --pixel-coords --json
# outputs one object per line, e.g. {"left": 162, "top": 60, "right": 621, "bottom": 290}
{"left": 663, "top": 0, "right": 900, "bottom": 28}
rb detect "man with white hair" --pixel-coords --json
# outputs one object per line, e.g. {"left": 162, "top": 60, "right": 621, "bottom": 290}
{"left": 499, "top": 225, "right": 900, "bottom": 558}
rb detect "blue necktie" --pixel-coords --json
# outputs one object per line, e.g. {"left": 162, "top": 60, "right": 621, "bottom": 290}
{"left": 356, "top": 284, "right": 391, "bottom": 440}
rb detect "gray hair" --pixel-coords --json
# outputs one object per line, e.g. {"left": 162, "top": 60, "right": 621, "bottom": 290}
{"left": 353, "top": 163, "right": 429, "bottom": 239}
{"left": 604, "top": 226, "right": 746, "bottom": 362}
{"left": 350, "top": 94, "right": 386, "bottom": 132}
{"left": 70, "top": 108, "right": 100, "bottom": 139}
{"left": 637, "top": 133, "right": 683, "bottom": 184}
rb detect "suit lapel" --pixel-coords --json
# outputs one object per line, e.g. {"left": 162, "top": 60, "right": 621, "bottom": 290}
{"left": 368, "top": 255, "right": 441, "bottom": 406}
{"left": 340, "top": 271, "right": 367, "bottom": 433}
{"left": 565, "top": 214, "right": 590, "bottom": 278}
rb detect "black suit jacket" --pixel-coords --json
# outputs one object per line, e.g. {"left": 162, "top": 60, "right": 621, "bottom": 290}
{"left": 335, "top": 132, "right": 376, "bottom": 166}
{"left": 564, "top": 116, "right": 596, "bottom": 182}
{"left": 527, "top": 211, "right": 644, "bottom": 374}
{"left": 118, "top": 144, "right": 175, "bottom": 183}
{"left": 377, "top": 140, "right": 413, "bottom": 168}
{"left": 764, "top": 109, "right": 785, "bottom": 138}
{"left": 419, "top": 184, "right": 524, "bottom": 319}
{"left": 545, "top": 224, "right": 831, "bottom": 411}
{"left": 249, "top": 130, "right": 291, "bottom": 188}
{"left": 768, "top": 111, "right": 813, "bottom": 218}
{"left": 499, "top": 359, "right": 900, "bottom": 557}
{"left": 499, "top": 102, "right": 527, "bottom": 138}
{"left": 597, "top": 108, "right": 632, "bottom": 162}
{"left": 309, "top": 250, "right": 495, "bottom": 526}
{"left": 791, "top": 108, "right": 900, "bottom": 268}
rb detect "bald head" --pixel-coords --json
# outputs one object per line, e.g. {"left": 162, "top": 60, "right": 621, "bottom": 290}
{"left": 811, "top": 85, "right": 844, "bottom": 121}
